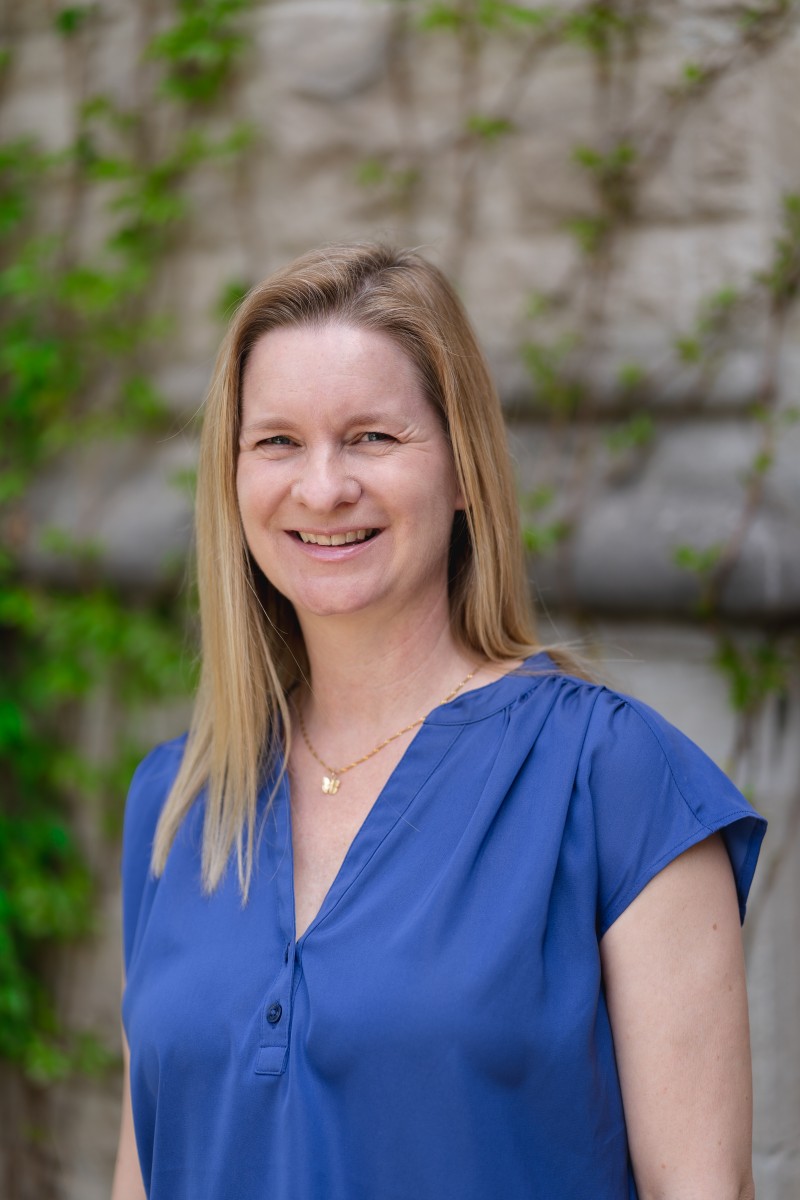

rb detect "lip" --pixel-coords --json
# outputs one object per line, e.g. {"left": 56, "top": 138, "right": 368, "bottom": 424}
{"left": 286, "top": 528, "right": 384, "bottom": 560}
{"left": 293, "top": 528, "right": 377, "bottom": 543}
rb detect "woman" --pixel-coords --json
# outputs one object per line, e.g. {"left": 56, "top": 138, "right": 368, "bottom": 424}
{"left": 113, "top": 244, "right": 765, "bottom": 1200}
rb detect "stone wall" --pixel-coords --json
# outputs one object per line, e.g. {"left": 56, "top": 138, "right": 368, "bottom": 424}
{"left": 1, "top": 2, "right": 798, "bottom": 1196}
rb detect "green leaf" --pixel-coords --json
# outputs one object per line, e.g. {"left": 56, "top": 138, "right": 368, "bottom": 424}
{"left": 605, "top": 413, "right": 655, "bottom": 453}
{"left": 565, "top": 215, "right": 609, "bottom": 257}
{"left": 54, "top": 5, "right": 97, "bottom": 37}
{"left": 525, "top": 291, "right": 550, "bottom": 319}
{"left": 356, "top": 157, "right": 388, "bottom": 187}
{"left": 674, "top": 335, "right": 701, "bottom": 364}
{"left": 681, "top": 61, "right": 707, "bottom": 87}
{"left": 419, "top": 4, "right": 465, "bottom": 32}
{"left": 215, "top": 278, "right": 251, "bottom": 321}
{"left": 466, "top": 114, "right": 514, "bottom": 140}
{"left": 148, "top": 0, "right": 253, "bottom": 104}
{"left": 521, "top": 484, "right": 556, "bottom": 512}
{"left": 119, "top": 375, "right": 169, "bottom": 428}
{"left": 756, "top": 192, "right": 800, "bottom": 310}
{"left": 617, "top": 361, "right": 646, "bottom": 391}
{"left": 481, "top": 3, "right": 554, "bottom": 28}
{"left": 522, "top": 335, "right": 582, "bottom": 413}
{"left": 58, "top": 267, "right": 126, "bottom": 316}
{"left": 563, "top": 3, "right": 641, "bottom": 55}
{"left": 713, "top": 635, "right": 789, "bottom": 714}
{"left": 522, "top": 519, "right": 571, "bottom": 556}
{"left": 672, "top": 543, "right": 723, "bottom": 576}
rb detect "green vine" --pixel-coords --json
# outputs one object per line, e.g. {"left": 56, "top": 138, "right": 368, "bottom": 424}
{"left": 0, "top": 0, "right": 254, "bottom": 1091}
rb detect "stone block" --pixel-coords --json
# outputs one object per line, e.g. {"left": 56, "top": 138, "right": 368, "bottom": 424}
{"left": 602, "top": 220, "right": 772, "bottom": 331}
{"left": 153, "top": 245, "right": 249, "bottom": 369}
{"left": 513, "top": 418, "right": 800, "bottom": 619}
{"left": 458, "top": 231, "right": 580, "bottom": 396}
{"left": 83, "top": 9, "right": 145, "bottom": 110}
{"left": 763, "top": 27, "right": 800, "bottom": 197}
{"left": 52, "top": 877, "right": 124, "bottom": 1199}
{"left": 498, "top": 58, "right": 602, "bottom": 223}
{"left": 0, "top": 33, "right": 74, "bottom": 149}
{"left": 58, "top": 1078, "right": 122, "bottom": 1200}
{"left": 2, "top": 0, "right": 57, "bottom": 37}
{"left": 258, "top": 0, "right": 394, "bottom": 102}
{"left": 673, "top": 5, "right": 748, "bottom": 50}
{"left": 149, "top": 362, "right": 219, "bottom": 416}
{"left": 637, "top": 67, "right": 762, "bottom": 223}
{"left": 18, "top": 436, "right": 197, "bottom": 590}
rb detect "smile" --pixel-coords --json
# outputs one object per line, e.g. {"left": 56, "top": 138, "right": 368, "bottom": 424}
{"left": 295, "top": 529, "right": 378, "bottom": 546}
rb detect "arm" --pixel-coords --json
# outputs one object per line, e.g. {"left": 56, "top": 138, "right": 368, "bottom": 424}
{"left": 600, "top": 833, "right": 755, "bottom": 1200}
{"left": 111, "top": 998, "right": 147, "bottom": 1200}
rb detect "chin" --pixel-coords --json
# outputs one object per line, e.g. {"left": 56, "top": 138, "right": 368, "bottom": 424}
{"left": 289, "top": 586, "right": 385, "bottom": 621}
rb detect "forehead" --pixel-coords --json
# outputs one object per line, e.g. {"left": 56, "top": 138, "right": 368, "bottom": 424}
{"left": 241, "top": 323, "right": 426, "bottom": 412}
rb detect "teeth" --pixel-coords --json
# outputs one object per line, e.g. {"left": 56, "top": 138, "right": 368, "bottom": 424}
{"left": 298, "top": 529, "right": 373, "bottom": 545}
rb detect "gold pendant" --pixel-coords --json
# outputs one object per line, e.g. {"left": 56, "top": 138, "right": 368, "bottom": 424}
{"left": 321, "top": 774, "right": 340, "bottom": 795}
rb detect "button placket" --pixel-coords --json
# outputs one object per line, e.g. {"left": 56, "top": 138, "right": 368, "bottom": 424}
{"left": 255, "top": 774, "right": 300, "bottom": 1076}
{"left": 255, "top": 941, "right": 297, "bottom": 1075}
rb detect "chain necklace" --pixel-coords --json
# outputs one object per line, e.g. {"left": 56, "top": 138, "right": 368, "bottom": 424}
{"left": 295, "top": 668, "right": 478, "bottom": 794}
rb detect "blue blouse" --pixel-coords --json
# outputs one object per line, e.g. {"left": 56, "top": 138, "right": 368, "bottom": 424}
{"left": 121, "top": 657, "right": 766, "bottom": 1200}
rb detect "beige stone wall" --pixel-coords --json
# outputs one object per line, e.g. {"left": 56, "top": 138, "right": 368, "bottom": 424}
{"left": 1, "top": 1, "right": 798, "bottom": 1196}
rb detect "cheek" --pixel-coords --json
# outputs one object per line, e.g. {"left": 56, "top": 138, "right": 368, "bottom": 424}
{"left": 235, "top": 473, "right": 284, "bottom": 582}
{"left": 236, "top": 461, "right": 274, "bottom": 526}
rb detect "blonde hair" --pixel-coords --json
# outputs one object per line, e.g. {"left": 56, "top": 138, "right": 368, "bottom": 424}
{"left": 152, "top": 243, "right": 550, "bottom": 896}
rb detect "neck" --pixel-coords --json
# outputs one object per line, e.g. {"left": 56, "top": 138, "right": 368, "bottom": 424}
{"left": 296, "top": 597, "right": 476, "bottom": 737}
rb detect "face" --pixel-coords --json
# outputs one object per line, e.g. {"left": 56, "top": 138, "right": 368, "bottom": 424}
{"left": 236, "top": 322, "right": 464, "bottom": 626}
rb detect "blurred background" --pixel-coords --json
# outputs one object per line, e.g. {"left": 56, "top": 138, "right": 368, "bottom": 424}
{"left": 0, "top": 1, "right": 798, "bottom": 1197}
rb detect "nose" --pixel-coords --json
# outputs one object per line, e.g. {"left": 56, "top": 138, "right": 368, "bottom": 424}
{"left": 289, "top": 448, "right": 362, "bottom": 512}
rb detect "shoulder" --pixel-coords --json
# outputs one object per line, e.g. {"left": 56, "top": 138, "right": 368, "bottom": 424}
{"left": 454, "top": 657, "right": 765, "bottom": 929}
{"left": 122, "top": 734, "right": 188, "bottom": 881}
{"left": 524, "top": 664, "right": 737, "bottom": 807}
{"left": 124, "top": 734, "right": 188, "bottom": 826}
{"left": 121, "top": 734, "right": 188, "bottom": 972}
{"left": 573, "top": 682, "right": 748, "bottom": 825}
{"left": 551, "top": 679, "right": 767, "bottom": 932}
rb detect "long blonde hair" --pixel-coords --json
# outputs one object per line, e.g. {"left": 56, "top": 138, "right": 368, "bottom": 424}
{"left": 152, "top": 243, "right": 548, "bottom": 896}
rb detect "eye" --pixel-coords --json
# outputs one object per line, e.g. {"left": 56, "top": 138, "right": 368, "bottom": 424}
{"left": 358, "top": 431, "right": 394, "bottom": 443}
{"left": 257, "top": 435, "right": 295, "bottom": 447}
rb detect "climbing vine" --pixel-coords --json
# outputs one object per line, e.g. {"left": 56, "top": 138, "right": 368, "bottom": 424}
{"left": 0, "top": 2, "right": 256, "bottom": 1164}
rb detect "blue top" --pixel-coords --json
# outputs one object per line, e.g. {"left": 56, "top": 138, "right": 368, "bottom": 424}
{"left": 121, "top": 657, "right": 766, "bottom": 1200}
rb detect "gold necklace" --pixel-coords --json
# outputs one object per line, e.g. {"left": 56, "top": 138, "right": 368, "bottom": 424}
{"left": 296, "top": 668, "right": 478, "bottom": 794}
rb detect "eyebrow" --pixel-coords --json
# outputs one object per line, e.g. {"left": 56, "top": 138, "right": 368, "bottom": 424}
{"left": 239, "top": 416, "right": 295, "bottom": 436}
{"left": 239, "top": 410, "right": 403, "bottom": 436}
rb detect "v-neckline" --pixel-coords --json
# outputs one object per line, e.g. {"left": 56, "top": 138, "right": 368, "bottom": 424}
{"left": 273, "top": 655, "right": 551, "bottom": 947}
{"left": 281, "top": 718, "right": 463, "bottom": 948}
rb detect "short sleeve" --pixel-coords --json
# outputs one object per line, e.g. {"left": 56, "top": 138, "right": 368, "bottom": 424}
{"left": 582, "top": 690, "right": 767, "bottom": 937}
{"left": 121, "top": 734, "right": 187, "bottom": 975}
